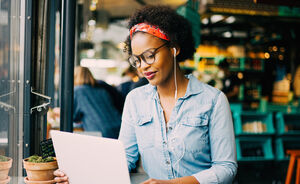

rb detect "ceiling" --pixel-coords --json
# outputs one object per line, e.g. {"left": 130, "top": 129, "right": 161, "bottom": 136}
{"left": 79, "top": 0, "right": 300, "bottom": 18}
{"left": 79, "top": 0, "right": 188, "bottom": 18}
{"left": 78, "top": 0, "right": 300, "bottom": 47}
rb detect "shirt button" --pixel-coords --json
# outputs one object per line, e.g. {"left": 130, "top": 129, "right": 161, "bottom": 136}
{"left": 166, "top": 160, "right": 170, "bottom": 165}
{"left": 168, "top": 127, "right": 173, "bottom": 131}
{"left": 163, "top": 141, "right": 167, "bottom": 145}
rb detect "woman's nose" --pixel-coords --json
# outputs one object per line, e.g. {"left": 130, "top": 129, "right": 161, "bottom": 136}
{"left": 140, "top": 59, "right": 150, "bottom": 69}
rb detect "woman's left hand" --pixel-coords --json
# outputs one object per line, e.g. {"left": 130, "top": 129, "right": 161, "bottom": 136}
{"left": 140, "top": 176, "right": 199, "bottom": 184}
{"left": 140, "top": 178, "right": 175, "bottom": 184}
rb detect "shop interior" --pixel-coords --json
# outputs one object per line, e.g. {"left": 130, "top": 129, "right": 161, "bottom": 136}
{"left": 0, "top": 0, "right": 300, "bottom": 183}
{"left": 55, "top": 0, "right": 300, "bottom": 183}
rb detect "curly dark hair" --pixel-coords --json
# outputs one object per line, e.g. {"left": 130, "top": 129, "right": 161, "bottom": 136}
{"left": 124, "top": 5, "right": 195, "bottom": 62}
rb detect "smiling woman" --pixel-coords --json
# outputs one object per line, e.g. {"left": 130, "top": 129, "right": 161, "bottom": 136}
{"left": 119, "top": 5, "right": 238, "bottom": 184}
{"left": 54, "top": 5, "right": 237, "bottom": 184}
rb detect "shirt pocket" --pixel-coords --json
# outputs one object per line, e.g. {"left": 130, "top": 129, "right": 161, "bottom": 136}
{"left": 179, "top": 114, "right": 209, "bottom": 153}
{"left": 135, "top": 116, "right": 155, "bottom": 150}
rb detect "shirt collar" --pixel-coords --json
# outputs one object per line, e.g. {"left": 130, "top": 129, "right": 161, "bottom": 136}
{"left": 182, "top": 74, "right": 203, "bottom": 99}
{"left": 144, "top": 74, "right": 203, "bottom": 100}
{"left": 144, "top": 83, "right": 157, "bottom": 100}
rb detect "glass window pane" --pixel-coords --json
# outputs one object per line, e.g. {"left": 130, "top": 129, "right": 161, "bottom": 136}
{"left": 0, "top": 0, "right": 24, "bottom": 182}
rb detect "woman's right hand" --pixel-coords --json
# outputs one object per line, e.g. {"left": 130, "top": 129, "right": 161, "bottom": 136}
{"left": 54, "top": 169, "right": 69, "bottom": 184}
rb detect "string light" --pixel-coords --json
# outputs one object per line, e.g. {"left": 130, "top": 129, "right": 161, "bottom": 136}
{"left": 264, "top": 52, "right": 270, "bottom": 59}
{"left": 237, "top": 72, "right": 243, "bottom": 79}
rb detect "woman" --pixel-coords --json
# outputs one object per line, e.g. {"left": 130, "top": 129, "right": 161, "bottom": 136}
{"left": 55, "top": 5, "right": 237, "bottom": 184}
{"left": 73, "top": 66, "right": 121, "bottom": 138}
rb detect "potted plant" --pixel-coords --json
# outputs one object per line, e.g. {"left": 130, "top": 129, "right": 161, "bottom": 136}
{"left": 23, "top": 155, "right": 58, "bottom": 184}
{"left": 0, "top": 155, "right": 12, "bottom": 184}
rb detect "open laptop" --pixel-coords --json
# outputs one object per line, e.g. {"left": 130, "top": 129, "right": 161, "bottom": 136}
{"left": 50, "top": 130, "right": 131, "bottom": 184}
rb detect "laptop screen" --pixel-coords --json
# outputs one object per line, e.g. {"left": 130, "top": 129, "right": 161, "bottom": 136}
{"left": 51, "top": 130, "right": 131, "bottom": 184}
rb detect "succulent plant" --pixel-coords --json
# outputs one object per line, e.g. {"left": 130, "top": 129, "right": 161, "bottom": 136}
{"left": 26, "top": 155, "right": 55, "bottom": 163}
{"left": 0, "top": 155, "right": 9, "bottom": 162}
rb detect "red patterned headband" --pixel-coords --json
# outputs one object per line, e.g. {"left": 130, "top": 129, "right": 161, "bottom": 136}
{"left": 130, "top": 23, "right": 170, "bottom": 41}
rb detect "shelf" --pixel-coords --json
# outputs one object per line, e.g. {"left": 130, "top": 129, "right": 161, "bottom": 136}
{"left": 230, "top": 68, "right": 264, "bottom": 72}
{"left": 275, "top": 137, "right": 300, "bottom": 161}
{"left": 266, "top": 103, "right": 298, "bottom": 113}
{"left": 234, "top": 112, "right": 275, "bottom": 135}
{"left": 236, "top": 137, "right": 274, "bottom": 161}
{"left": 230, "top": 103, "right": 243, "bottom": 113}
{"left": 243, "top": 97, "right": 261, "bottom": 101}
{"left": 182, "top": 56, "right": 265, "bottom": 77}
{"left": 238, "top": 83, "right": 262, "bottom": 102}
{"left": 276, "top": 112, "right": 300, "bottom": 135}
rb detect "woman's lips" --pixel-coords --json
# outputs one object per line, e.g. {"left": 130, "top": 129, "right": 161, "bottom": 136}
{"left": 144, "top": 71, "right": 156, "bottom": 80}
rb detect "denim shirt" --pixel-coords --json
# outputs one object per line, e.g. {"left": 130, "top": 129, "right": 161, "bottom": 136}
{"left": 119, "top": 74, "right": 237, "bottom": 184}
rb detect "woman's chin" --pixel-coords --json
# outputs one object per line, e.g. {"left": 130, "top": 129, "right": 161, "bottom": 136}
{"left": 147, "top": 79, "right": 158, "bottom": 86}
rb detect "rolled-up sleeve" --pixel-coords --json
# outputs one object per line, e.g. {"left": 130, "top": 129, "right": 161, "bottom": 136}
{"left": 193, "top": 92, "right": 237, "bottom": 184}
{"left": 118, "top": 94, "right": 139, "bottom": 172}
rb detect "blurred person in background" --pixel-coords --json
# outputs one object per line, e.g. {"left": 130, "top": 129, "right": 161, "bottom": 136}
{"left": 130, "top": 70, "right": 149, "bottom": 90}
{"left": 117, "top": 65, "right": 140, "bottom": 98}
{"left": 95, "top": 77, "right": 125, "bottom": 114}
{"left": 73, "top": 66, "right": 121, "bottom": 138}
{"left": 117, "top": 65, "right": 148, "bottom": 98}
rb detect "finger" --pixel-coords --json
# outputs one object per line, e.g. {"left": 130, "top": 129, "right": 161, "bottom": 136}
{"left": 53, "top": 169, "right": 65, "bottom": 177}
{"left": 140, "top": 178, "right": 156, "bottom": 184}
{"left": 140, "top": 179, "right": 148, "bottom": 184}
{"left": 54, "top": 176, "right": 68, "bottom": 183}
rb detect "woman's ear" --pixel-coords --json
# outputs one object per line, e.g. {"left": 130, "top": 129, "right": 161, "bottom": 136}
{"left": 171, "top": 47, "right": 180, "bottom": 57}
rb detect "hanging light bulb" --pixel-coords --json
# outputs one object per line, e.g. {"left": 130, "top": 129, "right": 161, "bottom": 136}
{"left": 264, "top": 52, "right": 270, "bottom": 59}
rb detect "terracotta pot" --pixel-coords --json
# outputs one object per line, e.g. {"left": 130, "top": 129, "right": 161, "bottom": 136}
{"left": 0, "top": 157, "right": 12, "bottom": 184}
{"left": 24, "top": 176, "right": 55, "bottom": 184}
{"left": 0, "top": 176, "right": 10, "bottom": 184}
{"left": 23, "top": 158, "right": 58, "bottom": 182}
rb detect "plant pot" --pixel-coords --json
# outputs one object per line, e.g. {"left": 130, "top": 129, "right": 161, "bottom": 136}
{"left": 23, "top": 158, "right": 58, "bottom": 182}
{"left": 0, "top": 157, "right": 12, "bottom": 184}
{"left": 0, "top": 176, "right": 10, "bottom": 184}
{"left": 24, "top": 176, "right": 55, "bottom": 184}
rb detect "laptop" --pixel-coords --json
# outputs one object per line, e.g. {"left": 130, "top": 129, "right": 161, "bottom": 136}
{"left": 50, "top": 130, "right": 131, "bottom": 184}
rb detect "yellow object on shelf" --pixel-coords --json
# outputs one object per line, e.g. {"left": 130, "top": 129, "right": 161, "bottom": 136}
{"left": 196, "top": 45, "right": 220, "bottom": 57}
{"left": 227, "top": 45, "right": 245, "bottom": 58}
{"left": 272, "top": 77, "right": 291, "bottom": 104}
{"left": 242, "top": 121, "right": 267, "bottom": 133}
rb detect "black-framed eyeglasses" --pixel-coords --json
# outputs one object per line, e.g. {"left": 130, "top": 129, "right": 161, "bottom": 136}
{"left": 128, "top": 42, "right": 168, "bottom": 68}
